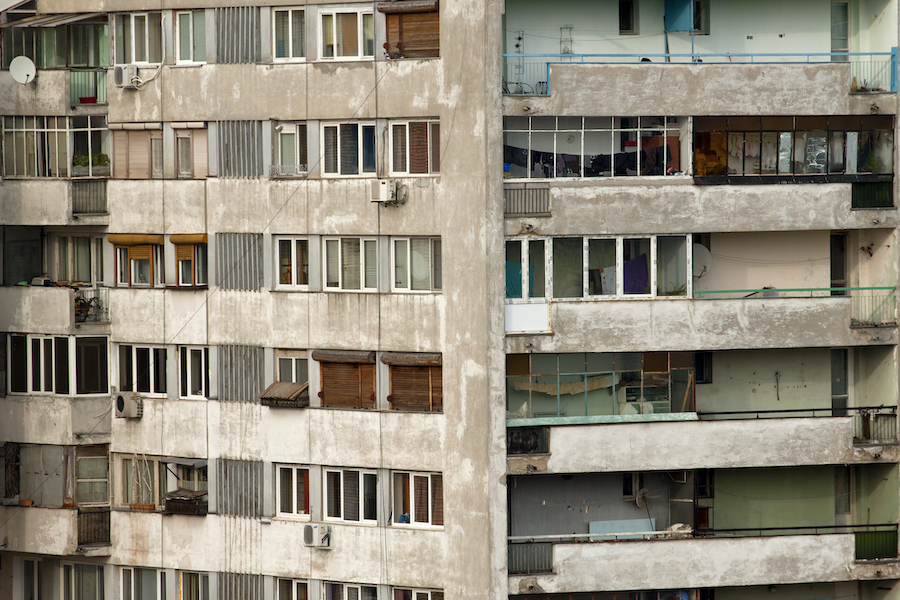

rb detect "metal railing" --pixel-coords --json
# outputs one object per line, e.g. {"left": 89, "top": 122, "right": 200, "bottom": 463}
{"left": 269, "top": 164, "right": 308, "bottom": 178}
{"left": 502, "top": 50, "right": 898, "bottom": 96}
{"left": 77, "top": 507, "right": 111, "bottom": 546}
{"left": 851, "top": 289, "right": 899, "bottom": 327}
{"left": 509, "top": 542, "right": 553, "bottom": 574}
{"left": 856, "top": 527, "right": 899, "bottom": 560}
{"left": 72, "top": 180, "right": 107, "bottom": 214}
{"left": 70, "top": 69, "right": 108, "bottom": 105}
{"left": 74, "top": 287, "right": 109, "bottom": 323}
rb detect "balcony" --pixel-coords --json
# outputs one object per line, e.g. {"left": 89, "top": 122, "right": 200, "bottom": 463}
{"left": 70, "top": 69, "right": 107, "bottom": 105}
{"left": 74, "top": 287, "right": 109, "bottom": 324}
{"left": 77, "top": 507, "right": 111, "bottom": 550}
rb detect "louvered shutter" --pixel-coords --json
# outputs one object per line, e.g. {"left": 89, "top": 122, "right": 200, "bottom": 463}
{"left": 392, "top": 124, "right": 407, "bottom": 172}
{"left": 413, "top": 475, "right": 429, "bottom": 523}
{"left": 385, "top": 13, "right": 401, "bottom": 57}
{"left": 430, "top": 123, "right": 440, "bottom": 173}
{"left": 409, "top": 121, "right": 428, "bottom": 173}
{"left": 339, "top": 124, "right": 359, "bottom": 175}
{"left": 430, "top": 366, "right": 443, "bottom": 411}
{"left": 299, "top": 469, "right": 309, "bottom": 514}
{"left": 431, "top": 474, "right": 443, "bottom": 526}
{"left": 320, "top": 362, "right": 361, "bottom": 408}
{"left": 359, "top": 363, "right": 376, "bottom": 408}
{"left": 402, "top": 12, "right": 439, "bottom": 58}
{"left": 128, "top": 131, "right": 150, "bottom": 179}
{"left": 192, "top": 129, "right": 208, "bottom": 178}
{"left": 390, "top": 365, "right": 440, "bottom": 411}
{"left": 343, "top": 470, "right": 359, "bottom": 521}
{"left": 113, "top": 130, "right": 128, "bottom": 178}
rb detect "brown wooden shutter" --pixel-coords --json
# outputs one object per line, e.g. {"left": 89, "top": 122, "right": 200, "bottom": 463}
{"left": 430, "top": 123, "right": 440, "bottom": 173}
{"left": 192, "top": 129, "right": 209, "bottom": 178}
{"left": 175, "top": 244, "right": 194, "bottom": 263}
{"left": 431, "top": 474, "right": 443, "bottom": 525}
{"left": 359, "top": 363, "right": 376, "bottom": 408}
{"left": 385, "top": 13, "right": 402, "bottom": 57}
{"left": 128, "top": 131, "right": 150, "bottom": 179}
{"left": 320, "top": 362, "right": 363, "bottom": 408}
{"left": 409, "top": 122, "right": 428, "bottom": 174}
{"left": 299, "top": 469, "right": 309, "bottom": 514}
{"left": 113, "top": 131, "right": 128, "bottom": 178}
{"left": 390, "top": 365, "right": 435, "bottom": 411}
{"left": 413, "top": 475, "right": 429, "bottom": 523}
{"left": 430, "top": 365, "right": 442, "bottom": 412}
{"left": 400, "top": 12, "right": 439, "bottom": 58}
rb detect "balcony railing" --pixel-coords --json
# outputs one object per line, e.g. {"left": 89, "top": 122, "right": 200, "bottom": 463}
{"left": 269, "top": 164, "right": 308, "bottom": 178}
{"left": 693, "top": 287, "right": 897, "bottom": 327}
{"left": 77, "top": 507, "right": 110, "bottom": 547}
{"left": 72, "top": 179, "right": 107, "bottom": 214}
{"left": 74, "top": 287, "right": 109, "bottom": 323}
{"left": 509, "top": 542, "right": 553, "bottom": 574}
{"left": 70, "top": 69, "right": 108, "bottom": 105}
{"left": 502, "top": 50, "right": 898, "bottom": 96}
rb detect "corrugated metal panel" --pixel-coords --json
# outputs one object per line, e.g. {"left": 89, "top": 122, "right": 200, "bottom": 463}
{"left": 72, "top": 180, "right": 107, "bottom": 214}
{"left": 504, "top": 186, "right": 551, "bottom": 216}
{"left": 218, "top": 573, "right": 263, "bottom": 600}
{"left": 216, "top": 233, "right": 263, "bottom": 291}
{"left": 217, "top": 121, "right": 263, "bottom": 178}
{"left": 216, "top": 459, "right": 263, "bottom": 517}
{"left": 77, "top": 508, "right": 110, "bottom": 546}
{"left": 508, "top": 542, "right": 553, "bottom": 574}
{"left": 218, "top": 345, "right": 264, "bottom": 403}
{"left": 215, "top": 7, "right": 260, "bottom": 64}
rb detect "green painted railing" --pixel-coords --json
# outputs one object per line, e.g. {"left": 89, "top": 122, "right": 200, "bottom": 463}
{"left": 693, "top": 287, "right": 897, "bottom": 327}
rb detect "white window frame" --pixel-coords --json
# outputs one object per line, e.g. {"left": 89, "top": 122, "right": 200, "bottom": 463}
{"left": 23, "top": 558, "right": 41, "bottom": 600}
{"left": 118, "top": 454, "right": 166, "bottom": 508}
{"left": 391, "top": 589, "right": 444, "bottom": 600}
{"left": 74, "top": 445, "right": 109, "bottom": 506}
{"left": 323, "top": 468, "right": 378, "bottom": 524}
{"left": 322, "top": 237, "right": 378, "bottom": 291}
{"left": 179, "top": 346, "right": 209, "bottom": 399}
{"left": 273, "top": 122, "right": 308, "bottom": 177}
{"left": 114, "top": 244, "right": 165, "bottom": 288}
{"left": 277, "top": 579, "right": 309, "bottom": 600}
{"left": 319, "top": 9, "right": 375, "bottom": 61}
{"left": 321, "top": 122, "right": 376, "bottom": 177}
{"left": 505, "top": 237, "right": 548, "bottom": 302}
{"left": 54, "top": 234, "right": 105, "bottom": 285}
{"left": 274, "top": 236, "right": 310, "bottom": 289}
{"left": 116, "top": 12, "right": 164, "bottom": 65}
{"left": 179, "top": 572, "right": 210, "bottom": 600}
{"left": 176, "top": 10, "right": 207, "bottom": 64}
{"left": 2, "top": 116, "right": 69, "bottom": 178}
{"left": 275, "top": 464, "right": 310, "bottom": 518}
{"left": 276, "top": 350, "right": 308, "bottom": 383}
{"left": 62, "top": 564, "right": 105, "bottom": 600}
{"left": 389, "top": 120, "right": 440, "bottom": 175}
{"left": 16, "top": 334, "right": 69, "bottom": 395}
{"left": 118, "top": 344, "right": 168, "bottom": 396}
{"left": 176, "top": 244, "right": 208, "bottom": 287}
{"left": 273, "top": 7, "right": 306, "bottom": 62}
{"left": 391, "top": 237, "right": 441, "bottom": 292}
{"left": 121, "top": 567, "right": 166, "bottom": 600}
{"left": 391, "top": 471, "right": 442, "bottom": 527}
{"left": 325, "top": 582, "right": 378, "bottom": 600}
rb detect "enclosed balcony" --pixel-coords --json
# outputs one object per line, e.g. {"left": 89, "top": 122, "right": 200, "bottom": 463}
{"left": 501, "top": 0, "right": 898, "bottom": 96}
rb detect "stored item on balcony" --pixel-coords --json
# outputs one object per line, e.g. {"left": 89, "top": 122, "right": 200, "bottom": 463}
{"left": 9, "top": 55, "right": 36, "bottom": 85}
{"left": 259, "top": 381, "right": 309, "bottom": 408}
{"left": 164, "top": 489, "right": 208, "bottom": 515}
{"left": 79, "top": 96, "right": 97, "bottom": 104}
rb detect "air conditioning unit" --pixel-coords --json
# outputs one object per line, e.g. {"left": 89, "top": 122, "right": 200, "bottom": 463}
{"left": 115, "top": 391, "right": 143, "bottom": 419}
{"left": 113, "top": 65, "right": 139, "bottom": 89}
{"left": 302, "top": 523, "right": 332, "bottom": 548}
{"left": 370, "top": 179, "right": 395, "bottom": 203}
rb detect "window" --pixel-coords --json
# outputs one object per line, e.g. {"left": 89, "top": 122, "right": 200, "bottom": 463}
{"left": 276, "top": 465, "right": 310, "bottom": 517}
{"left": 325, "top": 584, "right": 377, "bottom": 600}
{"left": 273, "top": 123, "right": 308, "bottom": 177}
{"left": 392, "top": 590, "right": 444, "bottom": 600}
{"left": 176, "top": 10, "right": 207, "bottom": 63}
{"left": 505, "top": 238, "right": 546, "bottom": 299}
{"left": 324, "top": 469, "right": 377, "bottom": 523}
{"left": 2, "top": 116, "right": 68, "bottom": 177}
{"left": 110, "top": 126, "right": 163, "bottom": 179}
{"left": 390, "top": 121, "right": 440, "bottom": 174}
{"left": 274, "top": 8, "right": 305, "bottom": 61}
{"left": 179, "top": 346, "right": 209, "bottom": 399}
{"left": 180, "top": 572, "right": 210, "bottom": 600}
{"left": 323, "top": 237, "right": 378, "bottom": 291}
{"left": 75, "top": 445, "right": 109, "bottom": 505}
{"left": 392, "top": 472, "right": 443, "bottom": 526}
{"left": 693, "top": 0, "right": 710, "bottom": 34}
{"left": 313, "top": 350, "right": 377, "bottom": 409}
{"left": 693, "top": 115, "right": 894, "bottom": 181}
{"left": 111, "top": 237, "right": 165, "bottom": 287}
{"left": 322, "top": 122, "right": 376, "bottom": 175}
{"left": 275, "top": 237, "right": 310, "bottom": 288}
{"left": 115, "top": 13, "right": 163, "bottom": 64}
{"left": 62, "top": 564, "right": 105, "bottom": 600}
{"left": 381, "top": 5, "right": 439, "bottom": 59}
{"left": 503, "top": 116, "right": 687, "bottom": 179}
{"left": 120, "top": 455, "right": 165, "bottom": 508}
{"left": 321, "top": 10, "right": 374, "bottom": 59}
{"left": 619, "top": 0, "right": 638, "bottom": 34}
{"left": 392, "top": 237, "right": 441, "bottom": 291}
{"left": 173, "top": 125, "right": 209, "bottom": 179}
{"left": 54, "top": 235, "right": 104, "bottom": 285}
{"left": 277, "top": 350, "right": 308, "bottom": 384}
{"left": 121, "top": 567, "right": 165, "bottom": 600}
{"left": 23, "top": 559, "right": 40, "bottom": 600}
{"left": 119, "top": 345, "right": 167, "bottom": 394}
{"left": 71, "top": 116, "right": 111, "bottom": 178}
{"left": 2, "top": 17, "right": 109, "bottom": 69}
{"left": 177, "top": 463, "right": 208, "bottom": 492}
{"left": 8, "top": 335, "right": 108, "bottom": 396}
{"left": 278, "top": 580, "right": 308, "bottom": 600}
{"left": 383, "top": 352, "right": 442, "bottom": 412}
{"left": 171, "top": 235, "right": 209, "bottom": 287}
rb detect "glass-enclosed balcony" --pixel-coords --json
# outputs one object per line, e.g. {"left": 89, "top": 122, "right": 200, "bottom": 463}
{"left": 502, "top": 0, "right": 898, "bottom": 95}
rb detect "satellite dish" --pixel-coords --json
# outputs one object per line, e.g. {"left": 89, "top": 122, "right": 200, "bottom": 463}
{"left": 10, "top": 56, "right": 36, "bottom": 84}
{"left": 692, "top": 243, "right": 712, "bottom": 278}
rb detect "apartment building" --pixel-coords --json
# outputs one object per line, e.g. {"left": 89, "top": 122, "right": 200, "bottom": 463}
{"left": 0, "top": 0, "right": 898, "bottom": 600}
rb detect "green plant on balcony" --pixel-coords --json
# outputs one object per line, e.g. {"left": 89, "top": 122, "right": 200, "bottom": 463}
{"left": 73, "top": 154, "right": 90, "bottom": 167}
{"left": 92, "top": 153, "right": 109, "bottom": 167}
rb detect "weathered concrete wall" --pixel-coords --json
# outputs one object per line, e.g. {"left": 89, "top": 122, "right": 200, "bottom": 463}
{"left": 0, "top": 507, "right": 77, "bottom": 556}
{"left": 506, "top": 297, "right": 896, "bottom": 353}
{"left": 108, "top": 289, "right": 208, "bottom": 344}
{"left": 0, "top": 180, "right": 70, "bottom": 226}
{"left": 507, "top": 534, "right": 897, "bottom": 594}
{"left": 0, "top": 287, "right": 73, "bottom": 333}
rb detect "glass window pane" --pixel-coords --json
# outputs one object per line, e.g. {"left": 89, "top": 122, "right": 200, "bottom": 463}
{"left": 657, "top": 236, "right": 687, "bottom": 296}
{"left": 528, "top": 240, "right": 545, "bottom": 297}
{"left": 292, "top": 10, "right": 305, "bottom": 58}
{"left": 410, "top": 239, "right": 431, "bottom": 290}
{"left": 177, "top": 136, "right": 192, "bottom": 177}
{"left": 136, "top": 346, "right": 151, "bottom": 393}
{"left": 364, "top": 240, "right": 377, "bottom": 289}
{"left": 394, "top": 240, "right": 409, "bottom": 289}
{"left": 505, "top": 241, "right": 522, "bottom": 298}
{"left": 280, "top": 132, "right": 295, "bottom": 166}
{"left": 190, "top": 349, "right": 202, "bottom": 395}
{"left": 279, "top": 467, "right": 293, "bottom": 513}
{"left": 588, "top": 239, "right": 616, "bottom": 295}
{"left": 278, "top": 357, "right": 292, "bottom": 382}
{"left": 296, "top": 240, "right": 309, "bottom": 285}
{"left": 362, "top": 13, "right": 374, "bottom": 56}
{"left": 322, "top": 15, "right": 334, "bottom": 58}
{"left": 196, "top": 245, "right": 207, "bottom": 285}
{"left": 624, "top": 238, "right": 650, "bottom": 294}
{"left": 325, "top": 240, "right": 340, "bottom": 287}
{"left": 296, "top": 359, "right": 308, "bottom": 383}
{"left": 279, "top": 240, "right": 292, "bottom": 284}
{"left": 192, "top": 11, "right": 206, "bottom": 62}
{"left": 362, "top": 125, "right": 376, "bottom": 173}
{"left": 178, "top": 13, "right": 191, "bottom": 60}
{"left": 275, "top": 11, "right": 289, "bottom": 58}
{"left": 363, "top": 472, "right": 377, "bottom": 520}
{"left": 341, "top": 238, "right": 361, "bottom": 290}
{"left": 552, "top": 238, "right": 583, "bottom": 298}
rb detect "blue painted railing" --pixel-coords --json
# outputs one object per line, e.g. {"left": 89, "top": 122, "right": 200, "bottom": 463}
{"left": 502, "top": 49, "right": 898, "bottom": 96}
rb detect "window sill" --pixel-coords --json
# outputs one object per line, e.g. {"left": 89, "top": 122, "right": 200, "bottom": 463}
{"left": 390, "top": 522, "right": 444, "bottom": 530}
{"left": 390, "top": 289, "right": 442, "bottom": 294}
{"left": 273, "top": 287, "right": 311, "bottom": 293}
{"left": 274, "top": 514, "right": 311, "bottom": 521}
{"left": 166, "top": 285, "right": 209, "bottom": 291}
{"left": 322, "top": 518, "right": 379, "bottom": 526}
{"left": 272, "top": 59, "right": 308, "bottom": 64}
{"left": 506, "top": 296, "right": 691, "bottom": 304}
{"left": 171, "top": 62, "right": 206, "bottom": 68}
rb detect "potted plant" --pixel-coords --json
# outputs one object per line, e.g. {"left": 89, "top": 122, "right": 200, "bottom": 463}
{"left": 92, "top": 153, "right": 110, "bottom": 175}
{"left": 72, "top": 154, "right": 90, "bottom": 176}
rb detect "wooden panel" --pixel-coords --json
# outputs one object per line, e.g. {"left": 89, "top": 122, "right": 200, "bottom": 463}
{"left": 321, "top": 362, "right": 363, "bottom": 408}
{"left": 193, "top": 129, "right": 209, "bottom": 178}
{"left": 390, "top": 365, "right": 440, "bottom": 411}
{"left": 127, "top": 130, "right": 150, "bottom": 179}
{"left": 385, "top": 12, "right": 439, "bottom": 59}
{"left": 112, "top": 130, "right": 127, "bottom": 179}
{"left": 409, "top": 122, "right": 428, "bottom": 174}
{"left": 175, "top": 244, "right": 194, "bottom": 262}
